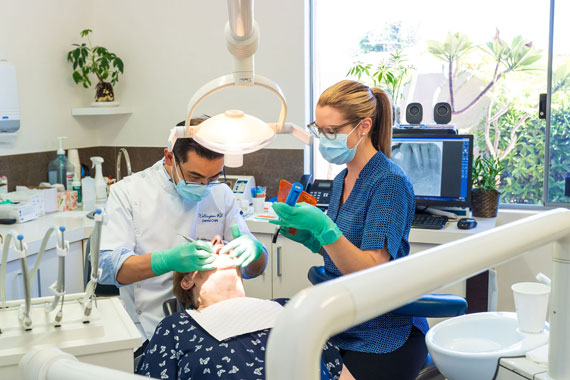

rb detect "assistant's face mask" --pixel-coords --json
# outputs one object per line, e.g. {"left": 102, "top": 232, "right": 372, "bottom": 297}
{"left": 318, "top": 122, "right": 364, "bottom": 165}
{"left": 173, "top": 161, "right": 212, "bottom": 203}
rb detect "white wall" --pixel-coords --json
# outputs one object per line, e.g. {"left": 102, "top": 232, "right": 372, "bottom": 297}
{"left": 92, "top": 0, "right": 306, "bottom": 149}
{"left": 0, "top": 0, "right": 99, "bottom": 155}
{"left": 0, "top": 0, "right": 307, "bottom": 156}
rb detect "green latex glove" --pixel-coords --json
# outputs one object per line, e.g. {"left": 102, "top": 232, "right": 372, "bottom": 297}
{"left": 280, "top": 228, "right": 322, "bottom": 253}
{"left": 219, "top": 224, "right": 264, "bottom": 268}
{"left": 151, "top": 241, "right": 215, "bottom": 276}
{"left": 270, "top": 202, "right": 342, "bottom": 246}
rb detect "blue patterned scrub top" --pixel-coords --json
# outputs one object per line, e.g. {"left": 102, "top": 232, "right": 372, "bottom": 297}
{"left": 136, "top": 300, "right": 344, "bottom": 379}
{"left": 323, "top": 151, "right": 429, "bottom": 354}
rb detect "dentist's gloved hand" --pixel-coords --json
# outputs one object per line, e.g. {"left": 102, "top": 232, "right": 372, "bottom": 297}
{"left": 151, "top": 241, "right": 215, "bottom": 276}
{"left": 280, "top": 228, "right": 322, "bottom": 253}
{"left": 219, "top": 224, "right": 264, "bottom": 268}
{"left": 270, "top": 202, "right": 342, "bottom": 246}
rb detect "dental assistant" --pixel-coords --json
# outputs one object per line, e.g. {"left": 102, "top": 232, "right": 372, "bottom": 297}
{"left": 272, "top": 80, "right": 428, "bottom": 380}
{"left": 99, "top": 119, "right": 267, "bottom": 345}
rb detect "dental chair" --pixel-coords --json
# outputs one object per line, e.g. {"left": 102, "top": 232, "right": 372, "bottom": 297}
{"left": 308, "top": 266, "right": 468, "bottom": 380}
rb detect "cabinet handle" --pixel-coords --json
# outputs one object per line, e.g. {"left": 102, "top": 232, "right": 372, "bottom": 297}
{"left": 276, "top": 246, "right": 282, "bottom": 277}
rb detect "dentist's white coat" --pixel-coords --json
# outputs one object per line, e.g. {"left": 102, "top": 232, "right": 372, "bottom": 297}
{"left": 100, "top": 160, "right": 259, "bottom": 340}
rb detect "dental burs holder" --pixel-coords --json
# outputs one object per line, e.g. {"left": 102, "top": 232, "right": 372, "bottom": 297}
{"left": 81, "top": 208, "right": 104, "bottom": 322}
{"left": 272, "top": 182, "right": 303, "bottom": 244}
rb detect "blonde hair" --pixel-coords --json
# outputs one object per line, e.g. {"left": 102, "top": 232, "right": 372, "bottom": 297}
{"left": 317, "top": 80, "right": 393, "bottom": 158}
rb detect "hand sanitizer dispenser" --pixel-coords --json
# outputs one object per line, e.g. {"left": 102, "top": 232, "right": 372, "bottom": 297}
{"left": 0, "top": 59, "right": 20, "bottom": 132}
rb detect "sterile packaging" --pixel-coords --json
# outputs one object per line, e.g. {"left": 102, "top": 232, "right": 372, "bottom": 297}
{"left": 2, "top": 190, "right": 45, "bottom": 216}
{"left": 57, "top": 190, "right": 78, "bottom": 211}
{"left": 14, "top": 186, "right": 58, "bottom": 214}
{"left": 0, "top": 202, "right": 37, "bottom": 223}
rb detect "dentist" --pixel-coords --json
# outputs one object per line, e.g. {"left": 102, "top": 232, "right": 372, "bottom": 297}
{"left": 99, "top": 119, "right": 267, "bottom": 350}
{"left": 272, "top": 80, "right": 428, "bottom": 380}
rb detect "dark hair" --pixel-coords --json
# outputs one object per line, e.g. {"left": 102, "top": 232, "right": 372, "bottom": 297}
{"left": 173, "top": 271, "right": 199, "bottom": 309}
{"left": 173, "top": 118, "right": 224, "bottom": 162}
{"left": 317, "top": 80, "right": 393, "bottom": 158}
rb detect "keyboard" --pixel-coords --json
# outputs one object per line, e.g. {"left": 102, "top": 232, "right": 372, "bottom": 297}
{"left": 412, "top": 213, "right": 448, "bottom": 230}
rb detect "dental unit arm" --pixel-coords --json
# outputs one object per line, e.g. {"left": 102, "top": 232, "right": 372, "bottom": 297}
{"left": 1, "top": 232, "right": 32, "bottom": 330}
{"left": 81, "top": 208, "right": 104, "bottom": 319}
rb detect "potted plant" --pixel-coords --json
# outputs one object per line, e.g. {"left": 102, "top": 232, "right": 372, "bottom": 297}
{"left": 471, "top": 156, "right": 505, "bottom": 217}
{"left": 346, "top": 50, "right": 415, "bottom": 125}
{"left": 67, "top": 29, "right": 124, "bottom": 105}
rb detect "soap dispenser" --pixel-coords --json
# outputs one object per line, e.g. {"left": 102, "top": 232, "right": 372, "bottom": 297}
{"left": 48, "top": 137, "right": 75, "bottom": 190}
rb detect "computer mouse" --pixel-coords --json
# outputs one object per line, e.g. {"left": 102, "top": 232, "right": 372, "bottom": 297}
{"left": 457, "top": 217, "right": 477, "bottom": 230}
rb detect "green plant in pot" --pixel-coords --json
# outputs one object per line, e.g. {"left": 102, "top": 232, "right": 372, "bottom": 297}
{"left": 472, "top": 156, "right": 505, "bottom": 217}
{"left": 67, "top": 29, "right": 124, "bottom": 103}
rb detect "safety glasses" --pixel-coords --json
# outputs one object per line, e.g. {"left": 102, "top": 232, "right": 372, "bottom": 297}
{"left": 306, "top": 118, "right": 362, "bottom": 140}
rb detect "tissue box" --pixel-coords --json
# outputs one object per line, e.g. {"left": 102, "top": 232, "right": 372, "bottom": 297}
{"left": 57, "top": 191, "right": 78, "bottom": 211}
{"left": 12, "top": 187, "right": 58, "bottom": 215}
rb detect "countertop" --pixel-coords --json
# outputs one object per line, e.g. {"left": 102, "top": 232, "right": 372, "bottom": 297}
{"left": 245, "top": 212, "right": 497, "bottom": 245}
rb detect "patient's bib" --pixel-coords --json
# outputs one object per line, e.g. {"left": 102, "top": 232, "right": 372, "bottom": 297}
{"left": 186, "top": 297, "right": 283, "bottom": 341}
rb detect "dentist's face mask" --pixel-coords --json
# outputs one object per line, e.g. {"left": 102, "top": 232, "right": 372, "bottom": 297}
{"left": 318, "top": 121, "right": 364, "bottom": 165}
{"left": 173, "top": 160, "right": 213, "bottom": 203}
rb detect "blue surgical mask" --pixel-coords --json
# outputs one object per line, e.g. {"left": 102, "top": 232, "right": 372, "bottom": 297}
{"left": 318, "top": 123, "right": 364, "bottom": 165}
{"left": 172, "top": 161, "right": 212, "bottom": 203}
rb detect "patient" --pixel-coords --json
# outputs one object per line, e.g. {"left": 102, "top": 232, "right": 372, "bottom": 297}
{"left": 136, "top": 237, "right": 353, "bottom": 380}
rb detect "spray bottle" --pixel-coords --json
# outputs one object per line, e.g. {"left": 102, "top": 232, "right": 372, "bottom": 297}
{"left": 90, "top": 157, "right": 106, "bottom": 206}
{"left": 48, "top": 137, "right": 74, "bottom": 190}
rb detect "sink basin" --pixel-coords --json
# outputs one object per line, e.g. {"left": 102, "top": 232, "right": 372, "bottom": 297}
{"left": 426, "top": 312, "right": 548, "bottom": 380}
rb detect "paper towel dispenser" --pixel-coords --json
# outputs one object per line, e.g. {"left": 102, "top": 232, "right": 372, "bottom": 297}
{"left": 0, "top": 60, "right": 20, "bottom": 133}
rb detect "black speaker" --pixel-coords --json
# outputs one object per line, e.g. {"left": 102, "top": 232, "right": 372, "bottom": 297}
{"left": 405, "top": 103, "right": 423, "bottom": 124}
{"left": 434, "top": 102, "right": 452, "bottom": 124}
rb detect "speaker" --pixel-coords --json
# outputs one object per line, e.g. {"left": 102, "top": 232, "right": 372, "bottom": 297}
{"left": 405, "top": 103, "right": 423, "bottom": 124}
{"left": 434, "top": 102, "right": 452, "bottom": 124}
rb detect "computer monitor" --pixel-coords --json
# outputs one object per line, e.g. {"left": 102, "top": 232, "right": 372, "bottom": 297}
{"left": 391, "top": 134, "right": 473, "bottom": 208}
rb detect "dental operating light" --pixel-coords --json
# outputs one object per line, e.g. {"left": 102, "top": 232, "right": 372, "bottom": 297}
{"left": 168, "top": 0, "right": 310, "bottom": 167}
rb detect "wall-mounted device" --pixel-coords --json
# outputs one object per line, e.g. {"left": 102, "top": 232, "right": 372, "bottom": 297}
{"left": 434, "top": 102, "right": 452, "bottom": 124}
{"left": 0, "top": 60, "right": 20, "bottom": 133}
{"left": 405, "top": 103, "right": 423, "bottom": 124}
{"left": 300, "top": 175, "right": 333, "bottom": 211}
{"left": 223, "top": 175, "right": 255, "bottom": 203}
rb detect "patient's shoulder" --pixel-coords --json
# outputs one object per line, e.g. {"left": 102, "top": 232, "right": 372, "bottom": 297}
{"left": 153, "top": 312, "right": 200, "bottom": 337}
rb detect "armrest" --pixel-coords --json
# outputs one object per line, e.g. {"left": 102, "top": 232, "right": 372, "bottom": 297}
{"left": 307, "top": 266, "right": 468, "bottom": 318}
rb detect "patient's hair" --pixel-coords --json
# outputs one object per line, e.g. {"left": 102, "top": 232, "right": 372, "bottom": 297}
{"left": 173, "top": 271, "right": 199, "bottom": 310}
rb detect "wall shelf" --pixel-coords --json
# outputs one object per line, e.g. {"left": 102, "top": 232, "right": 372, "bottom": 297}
{"left": 71, "top": 106, "right": 132, "bottom": 116}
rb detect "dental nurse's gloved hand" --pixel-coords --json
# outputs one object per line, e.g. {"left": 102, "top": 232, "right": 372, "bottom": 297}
{"left": 280, "top": 228, "right": 322, "bottom": 253}
{"left": 270, "top": 202, "right": 342, "bottom": 246}
{"left": 151, "top": 241, "right": 216, "bottom": 276}
{"left": 219, "top": 224, "right": 264, "bottom": 268}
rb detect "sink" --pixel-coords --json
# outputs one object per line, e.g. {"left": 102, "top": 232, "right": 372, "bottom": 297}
{"left": 425, "top": 312, "right": 548, "bottom": 380}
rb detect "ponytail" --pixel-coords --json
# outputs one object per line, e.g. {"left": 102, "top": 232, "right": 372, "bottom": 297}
{"left": 371, "top": 88, "right": 393, "bottom": 158}
{"left": 317, "top": 80, "right": 393, "bottom": 158}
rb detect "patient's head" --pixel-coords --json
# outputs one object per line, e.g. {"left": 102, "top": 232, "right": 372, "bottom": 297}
{"left": 173, "top": 235, "right": 245, "bottom": 310}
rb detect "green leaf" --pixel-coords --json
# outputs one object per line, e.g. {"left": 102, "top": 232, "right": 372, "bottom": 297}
{"left": 80, "top": 29, "right": 92, "bottom": 37}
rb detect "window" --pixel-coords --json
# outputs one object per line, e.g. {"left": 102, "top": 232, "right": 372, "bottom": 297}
{"left": 311, "top": 0, "right": 570, "bottom": 206}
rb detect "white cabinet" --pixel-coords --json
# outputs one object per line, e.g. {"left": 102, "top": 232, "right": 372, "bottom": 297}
{"left": 2, "top": 242, "right": 84, "bottom": 302}
{"left": 244, "top": 232, "right": 323, "bottom": 300}
{"left": 272, "top": 237, "right": 324, "bottom": 299}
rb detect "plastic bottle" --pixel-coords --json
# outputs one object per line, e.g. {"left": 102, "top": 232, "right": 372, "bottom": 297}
{"left": 48, "top": 137, "right": 75, "bottom": 190}
{"left": 72, "top": 177, "right": 82, "bottom": 205}
{"left": 91, "top": 156, "right": 106, "bottom": 206}
{"left": 82, "top": 176, "right": 95, "bottom": 211}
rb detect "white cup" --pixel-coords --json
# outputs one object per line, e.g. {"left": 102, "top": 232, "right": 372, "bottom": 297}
{"left": 512, "top": 282, "right": 550, "bottom": 333}
{"left": 252, "top": 197, "right": 266, "bottom": 214}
